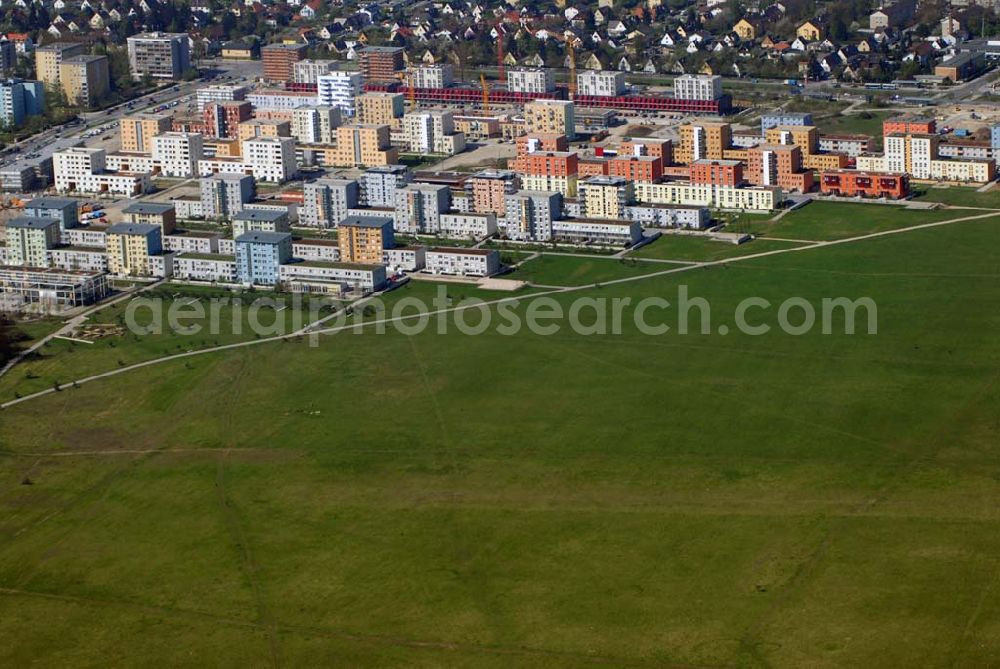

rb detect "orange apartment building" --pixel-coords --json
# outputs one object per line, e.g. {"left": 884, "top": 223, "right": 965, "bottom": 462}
{"left": 518, "top": 151, "right": 578, "bottom": 177}
{"left": 746, "top": 144, "right": 814, "bottom": 192}
{"left": 677, "top": 122, "right": 731, "bottom": 164}
{"left": 262, "top": 43, "right": 306, "bottom": 83}
{"left": 237, "top": 119, "right": 291, "bottom": 142}
{"left": 579, "top": 156, "right": 610, "bottom": 177}
{"left": 689, "top": 159, "right": 744, "bottom": 187}
{"left": 883, "top": 116, "right": 936, "bottom": 135}
{"left": 465, "top": 170, "right": 520, "bottom": 215}
{"left": 331, "top": 124, "right": 398, "bottom": 168}
{"left": 608, "top": 155, "right": 663, "bottom": 183}
{"left": 820, "top": 170, "right": 909, "bottom": 199}
{"left": 120, "top": 113, "right": 172, "bottom": 153}
{"left": 619, "top": 137, "right": 673, "bottom": 170}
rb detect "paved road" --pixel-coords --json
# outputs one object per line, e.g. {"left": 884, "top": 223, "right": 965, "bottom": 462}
{"left": 3, "top": 208, "right": 998, "bottom": 411}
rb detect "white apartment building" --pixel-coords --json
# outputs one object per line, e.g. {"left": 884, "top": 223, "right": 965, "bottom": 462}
{"left": 393, "top": 183, "right": 450, "bottom": 234}
{"left": 424, "top": 248, "right": 500, "bottom": 277}
{"left": 411, "top": 64, "right": 453, "bottom": 89}
{"left": 151, "top": 132, "right": 204, "bottom": 178}
{"left": 673, "top": 74, "right": 723, "bottom": 101}
{"left": 438, "top": 212, "right": 497, "bottom": 239}
{"left": 503, "top": 190, "right": 561, "bottom": 241}
{"left": 360, "top": 164, "right": 412, "bottom": 207}
{"left": 246, "top": 91, "right": 319, "bottom": 110}
{"left": 200, "top": 173, "right": 254, "bottom": 219}
{"left": 293, "top": 59, "right": 338, "bottom": 84}
{"left": 316, "top": 71, "right": 363, "bottom": 117}
{"left": 551, "top": 219, "right": 641, "bottom": 246}
{"left": 196, "top": 84, "right": 248, "bottom": 111}
{"left": 634, "top": 182, "right": 780, "bottom": 212}
{"left": 301, "top": 177, "right": 359, "bottom": 228}
{"left": 242, "top": 136, "right": 297, "bottom": 183}
{"left": 576, "top": 70, "right": 626, "bottom": 97}
{"left": 47, "top": 247, "right": 109, "bottom": 273}
{"left": 53, "top": 147, "right": 151, "bottom": 196}
{"left": 402, "top": 110, "right": 466, "bottom": 155}
{"left": 291, "top": 106, "right": 341, "bottom": 144}
{"left": 173, "top": 254, "right": 238, "bottom": 283}
{"left": 507, "top": 68, "right": 555, "bottom": 93}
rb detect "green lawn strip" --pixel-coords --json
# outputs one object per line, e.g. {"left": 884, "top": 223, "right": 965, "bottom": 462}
{"left": 630, "top": 235, "right": 808, "bottom": 262}
{"left": 743, "top": 201, "right": 968, "bottom": 241}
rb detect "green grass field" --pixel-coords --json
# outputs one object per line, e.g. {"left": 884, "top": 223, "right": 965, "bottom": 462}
{"left": 2, "top": 216, "right": 1000, "bottom": 666}
{"left": 630, "top": 235, "right": 808, "bottom": 262}
{"left": 504, "top": 254, "right": 662, "bottom": 286}
{"left": 742, "top": 201, "right": 970, "bottom": 241}
{"left": 913, "top": 186, "right": 1000, "bottom": 209}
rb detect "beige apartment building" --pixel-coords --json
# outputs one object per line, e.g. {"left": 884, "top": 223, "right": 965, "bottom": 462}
{"left": 59, "top": 55, "right": 110, "bottom": 106}
{"left": 120, "top": 113, "right": 172, "bottom": 153}
{"left": 524, "top": 100, "right": 575, "bottom": 139}
{"left": 35, "top": 42, "right": 86, "bottom": 88}
{"left": 677, "top": 122, "right": 732, "bottom": 164}
{"left": 356, "top": 92, "right": 405, "bottom": 128}
{"left": 331, "top": 125, "right": 398, "bottom": 168}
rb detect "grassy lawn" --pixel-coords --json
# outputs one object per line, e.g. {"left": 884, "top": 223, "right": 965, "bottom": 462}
{"left": 630, "top": 235, "right": 808, "bottom": 262}
{"left": 3, "top": 220, "right": 1000, "bottom": 665}
{"left": 742, "top": 201, "right": 969, "bottom": 241}
{"left": 820, "top": 110, "right": 892, "bottom": 140}
{"left": 504, "top": 254, "right": 661, "bottom": 286}
{"left": 0, "top": 285, "right": 328, "bottom": 400}
{"left": 913, "top": 186, "right": 1000, "bottom": 209}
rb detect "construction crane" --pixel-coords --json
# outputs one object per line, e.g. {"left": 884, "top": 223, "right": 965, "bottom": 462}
{"left": 567, "top": 39, "right": 576, "bottom": 101}
{"left": 480, "top": 74, "right": 490, "bottom": 114}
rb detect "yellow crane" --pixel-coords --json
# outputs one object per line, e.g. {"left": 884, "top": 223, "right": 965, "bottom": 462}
{"left": 480, "top": 74, "right": 490, "bottom": 114}
{"left": 407, "top": 71, "right": 416, "bottom": 107}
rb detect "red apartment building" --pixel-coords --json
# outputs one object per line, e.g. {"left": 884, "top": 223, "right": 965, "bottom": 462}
{"left": 262, "top": 44, "right": 307, "bottom": 83}
{"left": 204, "top": 101, "right": 252, "bottom": 139}
{"left": 608, "top": 155, "right": 663, "bottom": 183}
{"left": 689, "top": 159, "right": 743, "bottom": 187}
{"left": 883, "top": 116, "right": 936, "bottom": 136}
{"left": 820, "top": 170, "right": 909, "bottom": 199}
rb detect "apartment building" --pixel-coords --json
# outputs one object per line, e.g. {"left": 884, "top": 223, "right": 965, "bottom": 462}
{"left": 338, "top": 215, "right": 395, "bottom": 264}
{"left": 122, "top": 202, "right": 176, "bottom": 236}
{"left": 152, "top": 132, "right": 204, "bottom": 178}
{"left": 411, "top": 64, "right": 453, "bottom": 90}
{"left": 578, "top": 175, "right": 634, "bottom": 219}
{"left": 246, "top": 90, "right": 319, "bottom": 111}
{"left": 23, "top": 196, "right": 78, "bottom": 229}
{"left": 503, "top": 190, "right": 561, "bottom": 241}
{"left": 360, "top": 164, "right": 412, "bottom": 207}
{"left": 677, "top": 122, "right": 731, "bottom": 164}
{"left": 424, "top": 248, "right": 500, "bottom": 277}
{"left": 201, "top": 101, "right": 252, "bottom": 139}
{"left": 818, "top": 134, "right": 873, "bottom": 158}
{"left": 359, "top": 46, "right": 405, "bottom": 82}
{"left": 4, "top": 217, "right": 60, "bottom": 266}
{"left": 393, "top": 183, "right": 450, "bottom": 234}
{"left": 53, "top": 147, "right": 150, "bottom": 196}
{"left": 621, "top": 203, "right": 709, "bottom": 230}
{"left": 634, "top": 182, "right": 780, "bottom": 211}
{"left": 293, "top": 59, "right": 338, "bottom": 84}
{"left": 196, "top": 84, "right": 248, "bottom": 111}
{"left": 0, "top": 78, "right": 44, "bottom": 127}
{"left": 507, "top": 68, "right": 555, "bottom": 93}
{"left": 356, "top": 92, "right": 405, "bottom": 128}
{"left": 577, "top": 70, "right": 626, "bottom": 97}
{"left": 317, "top": 71, "right": 363, "bottom": 117}
{"left": 673, "top": 74, "right": 722, "bottom": 101}
{"left": 746, "top": 144, "right": 813, "bottom": 192}
{"left": 820, "top": 170, "right": 909, "bottom": 199}
{"left": 760, "top": 111, "right": 813, "bottom": 133}
{"left": 235, "top": 231, "right": 292, "bottom": 285}
{"left": 620, "top": 137, "right": 673, "bottom": 169}
{"left": 689, "top": 159, "right": 744, "bottom": 187}
{"left": 127, "top": 32, "right": 191, "bottom": 80}
{"left": 439, "top": 212, "right": 497, "bottom": 239}
{"left": 332, "top": 124, "right": 398, "bottom": 168}
{"left": 402, "top": 110, "right": 466, "bottom": 155}
{"left": 242, "top": 136, "right": 297, "bottom": 182}
{"left": 237, "top": 119, "right": 290, "bottom": 142}
{"left": 551, "top": 219, "right": 642, "bottom": 246}
{"left": 883, "top": 116, "right": 936, "bottom": 135}
{"left": 106, "top": 222, "right": 163, "bottom": 276}
{"left": 120, "top": 113, "right": 171, "bottom": 153}
{"left": 291, "top": 106, "right": 341, "bottom": 144}
{"left": 525, "top": 99, "right": 575, "bottom": 139}
{"left": 34, "top": 42, "right": 85, "bottom": 88}
{"left": 200, "top": 173, "right": 254, "bottom": 219}
{"left": 301, "top": 178, "right": 359, "bottom": 228}
{"left": 262, "top": 43, "right": 307, "bottom": 83}
{"left": 608, "top": 155, "right": 662, "bottom": 184}
{"left": 765, "top": 125, "right": 819, "bottom": 154}
{"left": 465, "top": 170, "right": 520, "bottom": 216}
{"left": 454, "top": 115, "right": 500, "bottom": 140}
{"left": 59, "top": 55, "right": 109, "bottom": 106}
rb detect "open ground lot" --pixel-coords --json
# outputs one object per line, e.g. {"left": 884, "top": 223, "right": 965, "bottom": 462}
{"left": 737, "top": 201, "right": 961, "bottom": 241}
{"left": 2, "top": 204, "right": 1000, "bottom": 666}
